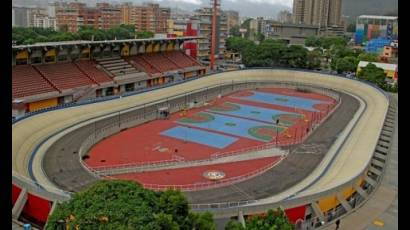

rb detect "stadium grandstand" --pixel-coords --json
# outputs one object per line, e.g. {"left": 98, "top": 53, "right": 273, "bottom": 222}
{"left": 11, "top": 37, "right": 397, "bottom": 230}
{"left": 12, "top": 37, "right": 206, "bottom": 117}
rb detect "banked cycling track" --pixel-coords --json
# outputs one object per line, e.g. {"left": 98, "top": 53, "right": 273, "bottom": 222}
{"left": 12, "top": 69, "right": 389, "bottom": 220}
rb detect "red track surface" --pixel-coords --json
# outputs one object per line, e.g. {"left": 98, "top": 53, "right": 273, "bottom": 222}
{"left": 85, "top": 88, "right": 337, "bottom": 169}
{"left": 111, "top": 156, "right": 281, "bottom": 190}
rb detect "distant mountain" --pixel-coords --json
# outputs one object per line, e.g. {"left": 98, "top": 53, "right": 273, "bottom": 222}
{"left": 342, "top": 0, "right": 398, "bottom": 19}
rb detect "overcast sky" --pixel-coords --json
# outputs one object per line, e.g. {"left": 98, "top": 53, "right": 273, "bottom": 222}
{"left": 157, "top": 0, "right": 293, "bottom": 8}
{"left": 12, "top": 0, "right": 294, "bottom": 18}
{"left": 120, "top": 0, "right": 293, "bottom": 17}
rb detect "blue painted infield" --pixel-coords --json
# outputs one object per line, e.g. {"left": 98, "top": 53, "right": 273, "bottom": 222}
{"left": 232, "top": 91, "right": 330, "bottom": 111}
{"left": 177, "top": 112, "right": 278, "bottom": 142}
{"left": 208, "top": 102, "right": 297, "bottom": 124}
{"left": 160, "top": 126, "right": 238, "bottom": 149}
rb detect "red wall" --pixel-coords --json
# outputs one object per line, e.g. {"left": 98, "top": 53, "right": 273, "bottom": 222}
{"left": 285, "top": 205, "right": 306, "bottom": 224}
{"left": 184, "top": 22, "right": 198, "bottom": 59}
{"left": 22, "top": 193, "right": 52, "bottom": 224}
{"left": 12, "top": 184, "right": 22, "bottom": 206}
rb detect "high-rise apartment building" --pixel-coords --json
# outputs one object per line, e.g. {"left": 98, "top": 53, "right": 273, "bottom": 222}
{"left": 55, "top": 2, "right": 170, "bottom": 33}
{"left": 120, "top": 2, "right": 133, "bottom": 25}
{"left": 194, "top": 7, "right": 228, "bottom": 60}
{"left": 56, "top": 2, "right": 89, "bottom": 32}
{"left": 134, "top": 3, "right": 170, "bottom": 33}
{"left": 12, "top": 4, "right": 57, "bottom": 30}
{"left": 97, "top": 3, "right": 121, "bottom": 30}
{"left": 56, "top": 2, "right": 123, "bottom": 32}
{"left": 225, "top": 10, "right": 239, "bottom": 34}
{"left": 292, "top": 0, "right": 342, "bottom": 32}
{"left": 33, "top": 13, "right": 57, "bottom": 30}
{"left": 292, "top": 0, "right": 305, "bottom": 24}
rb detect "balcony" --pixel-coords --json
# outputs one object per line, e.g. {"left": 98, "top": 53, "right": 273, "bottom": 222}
{"left": 198, "top": 40, "right": 210, "bottom": 44}
{"left": 199, "top": 46, "right": 210, "bottom": 51}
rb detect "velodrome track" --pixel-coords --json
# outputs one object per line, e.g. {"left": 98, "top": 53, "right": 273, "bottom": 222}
{"left": 12, "top": 69, "right": 389, "bottom": 209}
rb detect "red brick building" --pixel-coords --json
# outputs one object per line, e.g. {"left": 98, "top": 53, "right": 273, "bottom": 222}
{"left": 56, "top": 2, "right": 120, "bottom": 32}
{"left": 134, "top": 3, "right": 170, "bottom": 33}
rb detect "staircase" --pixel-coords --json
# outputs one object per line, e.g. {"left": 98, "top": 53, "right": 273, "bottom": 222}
{"left": 96, "top": 57, "right": 140, "bottom": 77}
{"left": 73, "top": 86, "right": 96, "bottom": 102}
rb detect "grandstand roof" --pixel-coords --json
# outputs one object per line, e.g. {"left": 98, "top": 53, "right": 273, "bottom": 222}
{"left": 12, "top": 36, "right": 203, "bottom": 50}
{"left": 358, "top": 61, "right": 397, "bottom": 71}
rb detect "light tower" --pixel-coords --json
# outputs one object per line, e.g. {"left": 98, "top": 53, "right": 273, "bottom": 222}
{"left": 210, "top": 0, "right": 220, "bottom": 70}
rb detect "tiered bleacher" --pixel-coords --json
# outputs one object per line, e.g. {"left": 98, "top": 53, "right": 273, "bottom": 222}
{"left": 163, "top": 51, "right": 201, "bottom": 68}
{"left": 12, "top": 65, "right": 58, "bottom": 99}
{"left": 127, "top": 55, "right": 161, "bottom": 74}
{"left": 74, "top": 60, "right": 114, "bottom": 85}
{"left": 12, "top": 51, "right": 205, "bottom": 101}
{"left": 143, "top": 53, "right": 179, "bottom": 73}
{"left": 35, "top": 63, "right": 95, "bottom": 91}
{"left": 126, "top": 51, "right": 204, "bottom": 74}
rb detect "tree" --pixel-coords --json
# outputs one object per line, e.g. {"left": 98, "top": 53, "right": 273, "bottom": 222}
{"left": 256, "top": 33, "right": 265, "bottom": 42}
{"left": 358, "top": 63, "right": 387, "bottom": 87}
{"left": 241, "top": 43, "right": 259, "bottom": 67}
{"left": 321, "top": 37, "right": 348, "bottom": 49}
{"left": 225, "top": 208, "right": 294, "bottom": 230}
{"left": 225, "top": 220, "right": 246, "bottom": 230}
{"left": 306, "top": 50, "right": 322, "bottom": 69}
{"left": 282, "top": 45, "right": 308, "bottom": 68}
{"left": 226, "top": 37, "right": 255, "bottom": 53}
{"left": 346, "top": 23, "right": 356, "bottom": 33}
{"left": 358, "top": 53, "right": 379, "bottom": 62}
{"left": 305, "top": 36, "right": 348, "bottom": 49}
{"left": 47, "top": 180, "right": 215, "bottom": 230}
{"left": 136, "top": 31, "right": 155, "bottom": 39}
{"left": 305, "top": 36, "right": 321, "bottom": 47}
{"left": 334, "top": 56, "right": 359, "bottom": 73}
{"left": 191, "top": 212, "right": 216, "bottom": 230}
{"left": 229, "top": 25, "right": 241, "bottom": 37}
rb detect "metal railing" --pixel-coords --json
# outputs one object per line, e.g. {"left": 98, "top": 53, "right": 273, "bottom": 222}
{"left": 107, "top": 155, "right": 285, "bottom": 192}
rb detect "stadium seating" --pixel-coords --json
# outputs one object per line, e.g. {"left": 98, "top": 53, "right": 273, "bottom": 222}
{"left": 75, "top": 60, "right": 113, "bottom": 84}
{"left": 127, "top": 51, "right": 203, "bottom": 74}
{"left": 12, "top": 51, "right": 203, "bottom": 99}
{"left": 35, "top": 63, "right": 95, "bottom": 90}
{"left": 163, "top": 51, "right": 201, "bottom": 68}
{"left": 12, "top": 65, "right": 58, "bottom": 98}
{"left": 143, "top": 53, "right": 179, "bottom": 73}
{"left": 127, "top": 55, "right": 161, "bottom": 74}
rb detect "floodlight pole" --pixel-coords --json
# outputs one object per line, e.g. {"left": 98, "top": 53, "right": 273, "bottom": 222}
{"left": 210, "top": 0, "right": 220, "bottom": 71}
